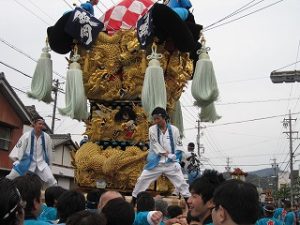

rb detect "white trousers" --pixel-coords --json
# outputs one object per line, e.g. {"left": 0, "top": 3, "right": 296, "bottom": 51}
{"left": 6, "top": 165, "right": 57, "bottom": 187}
{"left": 132, "top": 162, "right": 191, "bottom": 198}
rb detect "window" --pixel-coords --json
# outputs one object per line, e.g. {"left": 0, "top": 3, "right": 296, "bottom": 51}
{"left": 0, "top": 125, "right": 11, "bottom": 150}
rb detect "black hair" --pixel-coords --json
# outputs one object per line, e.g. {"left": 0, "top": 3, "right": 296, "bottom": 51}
{"left": 56, "top": 190, "right": 86, "bottom": 223}
{"left": 0, "top": 178, "right": 22, "bottom": 225}
{"left": 102, "top": 198, "right": 135, "bottom": 225}
{"left": 189, "top": 169, "right": 225, "bottom": 203}
{"left": 151, "top": 107, "right": 168, "bottom": 119}
{"left": 155, "top": 199, "right": 168, "bottom": 216}
{"left": 213, "top": 179, "right": 260, "bottom": 225}
{"left": 188, "top": 142, "right": 195, "bottom": 148}
{"left": 32, "top": 115, "right": 44, "bottom": 123}
{"left": 167, "top": 205, "right": 183, "bottom": 218}
{"left": 263, "top": 204, "right": 275, "bottom": 217}
{"left": 66, "top": 210, "right": 107, "bottom": 225}
{"left": 45, "top": 186, "right": 66, "bottom": 207}
{"left": 86, "top": 189, "right": 105, "bottom": 210}
{"left": 13, "top": 173, "right": 42, "bottom": 220}
{"left": 283, "top": 200, "right": 291, "bottom": 209}
{"left": 136, "top": 191, "right": 155, "bottom": 212}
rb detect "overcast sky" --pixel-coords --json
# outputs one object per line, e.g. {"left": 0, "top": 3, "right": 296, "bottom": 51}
{"left": 1, "top": 0, "right": 300, "bottom": 177}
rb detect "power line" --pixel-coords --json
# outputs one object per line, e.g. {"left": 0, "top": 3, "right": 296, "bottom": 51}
{"left": 273, "top": 60, "right": 300, "bottom": 72}
{"left": 0, "top": 37, "right": 65, "bottom": 80}
{"left": 204, "top": 0, "right": 285, "bottom": 32}
{"left": 204, "top": 0, "right": 264, "bottom": 30}
{"left": 61, "top": 0, "right": 74, "bottom": 9}
{"left": 0, "top": 60, "right": 65, "bottom": 94}
{"left": 184, "top": 112, "right": 300, "bottom": 130}
{"left": 183, "top": 97, "right": 300, "bottom": 107}
{"left": 13, "top": 0, "right": 51, "bottom": 26}
{"left": 203, "top": 161, "right": 287, "bottom": 167}
{"left": 0, "top": 60, "right": 32, "bottom": 79}
{"left": 27, "top": 0, "right": 56, "bottom": 22}
{"left": 11, "top": 86, "right": 27, "bottom": 94}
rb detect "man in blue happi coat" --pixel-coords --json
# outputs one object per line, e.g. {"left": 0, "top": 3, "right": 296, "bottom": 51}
{"left": 132, "top": 107, "right": 190, "bottom": 203}
{"left": 6, "top": 116, "right": 57, "bottom": 186}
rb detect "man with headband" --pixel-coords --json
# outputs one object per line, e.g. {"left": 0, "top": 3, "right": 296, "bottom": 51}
{"left": 6, "top": 116, "right": 57, "bottom": 186}
{"left": 132, "top": 107, "right": 190, "bottom": 204}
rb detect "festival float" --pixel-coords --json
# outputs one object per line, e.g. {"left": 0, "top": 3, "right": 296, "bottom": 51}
{"left": 29, "top": 0, "right": 220, "bottom": 193}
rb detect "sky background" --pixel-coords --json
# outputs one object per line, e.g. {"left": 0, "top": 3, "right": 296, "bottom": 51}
{"left": 0, "top": 0, "right": 300, "bottom": 179}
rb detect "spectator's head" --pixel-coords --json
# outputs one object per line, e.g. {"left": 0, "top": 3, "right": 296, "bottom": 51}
{"left": 188, "top": 169, "right": 225, "bottom": 219}
{"left": 283, "top": 200, "right": 291, "bottom": 210}
{"left": 187, "top": 170, "right": 225, "bottom": 220}
{"left": 56, "top": 190, "right": 86, "bottom": 223}
{"left": 45, "top": 186, "right": 66, "bottom": 207}
{"left": 188, "top": 142, "right": 195, "bottom": 151}
{"left": 98, "top": 191, "right": 123, "bottom": 210}
{"left": 136, "top": 191, "right": 155, "bottom": 212}
{"left": 167, "top": 205, "right": 183, "bottom": 218}
{"left": 101, "top": 198, "right": 135, "bottom": 225}
{"left": 212, "top": 179, "right": 260, "bottom": 225}
{"left": 14, "top": 173, "right": 43, "bottom": 219}
{"left": 66, "top": 210, "right": 106, "bottom": 225}
{"left": 263, "top": 203, "right": 275, "bottom": 217}
{"left": 155, "top": 199, "right": 168, "bottom": 217}
{"left": 0, "top": 178, "right": 24, "bottom": 225}
{"left": 86, "top": 189, "right": 105, "bottom": 210}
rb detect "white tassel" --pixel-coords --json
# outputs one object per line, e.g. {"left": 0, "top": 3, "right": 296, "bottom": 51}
{"left": 191, "top": 41, "right": 219, "bottom": 107}
{"left": 191, "top": 37, "right": 221, "bottom": 123}
{"left": 171, "top": 100, "right": 184, "bottom": 137}
{"left": 199, "top": 102, "right": 221, "bottom": 123}
{"left": 141, "top": 44, "right": 167, "bottom": 120}
{"left": 58, "top": 46, "right": 88, "bottom": 121}
{"left": 28, "top": 39, "right": 53, "bottom": 103}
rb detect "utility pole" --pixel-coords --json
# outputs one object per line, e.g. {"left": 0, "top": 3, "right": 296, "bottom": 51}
{"left": 283, "top": 110, "right": 298, "bottom": 206}
{"left": 271, "top": 158, "right": 279, "bottom": 192}
{"left": 196, "top": 120, "right": 201, "bottom": 158}
{"left": 225, "top": 157, "right": 231, "bottom": 173}
{"left": 51, "top": 79, "right": 59, "bottom": 133}
{"left": 196, "top": 120, "right": 205, "bottom": 172}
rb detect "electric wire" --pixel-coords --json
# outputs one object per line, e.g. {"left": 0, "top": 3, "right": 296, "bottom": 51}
{"left": 204, "top": 0, "right": 285, "bottom": 32}
{"left": 61, "top": 0, "right": 74, "bottom": 9}
{"left": 27, "top": 0, "right": 56, "bottom": 22}
{"left": 0, "top": 60, "right": 65, "bottom": 94}
{"left": 184, "top": 112, "right": 300, "bottom": 130}
{"left": 273, "top": 60, "right": 300, "bottom": 72}
{"left": 0, "top": 37, "right": 65, "bottom": 80}
{"left": 183, "top": 97, "right": 300, "bottom": 107}
{"left": 0, "top": 60, "right": 32, "bottom": 79}
{"left": 13, "top": 0, "right": 51, "bottom": 26}
{"left": 204, "top": 0, "right": 263, "bottom": 30}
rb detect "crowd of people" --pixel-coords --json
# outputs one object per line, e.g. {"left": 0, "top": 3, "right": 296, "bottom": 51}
{"left": 1, "top": 169, "right": 295, "bottom": 225}
{"left": 1, "top": 107, "right": 299, "bottom": 225}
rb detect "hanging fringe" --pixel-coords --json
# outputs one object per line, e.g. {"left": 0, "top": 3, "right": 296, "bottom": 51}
{"left": 171, "top": 100, "right": 184, "bottom": 137}
{"left": 58, "top": 45, "right": 88, "bottom": 121}
{"left": 199, "top": 102, "right": 221, "bottom": 123}
{"left": 141, "top": 44, "right": 167, "bottom": 120}
{"left": 191, "top": 36, "right": 221, "bottom": 123}
{"left": 27, "top": 38, "right": 53, "bottom": 103}
{"left": 191, "top": 38, "right": 219, "bottom": 107}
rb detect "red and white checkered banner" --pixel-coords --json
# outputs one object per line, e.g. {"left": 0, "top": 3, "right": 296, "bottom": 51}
{"left": 100, "top": 0, "right": 155, "bottom": 34}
